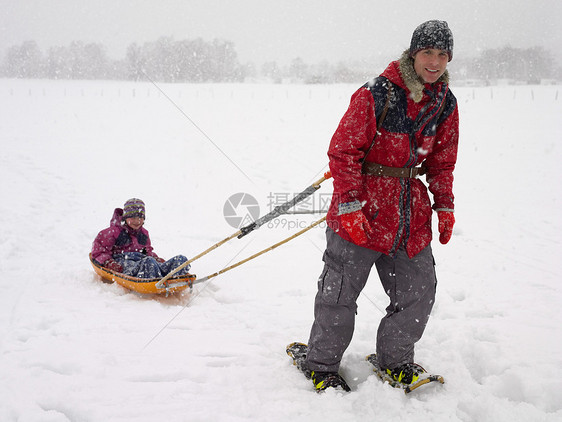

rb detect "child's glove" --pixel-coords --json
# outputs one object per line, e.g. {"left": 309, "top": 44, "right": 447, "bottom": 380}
{"left": 104, "top": 259, "right": 123, "bottom": 273}
{"left": 437, "top": 211, "right": 455, "bottom": 244}
{"left": 340, "top": 210, "right": 373, "bottom": 245}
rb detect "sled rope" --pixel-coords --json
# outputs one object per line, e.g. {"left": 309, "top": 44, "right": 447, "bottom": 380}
{"left": 155, "top": 172, "right": 332, "bottom": 288}
{"left": 237, "top": 172, "right": 330, "bottom": 238}
{"left": 194, "top": 216, "right": 326, "bottom": 284}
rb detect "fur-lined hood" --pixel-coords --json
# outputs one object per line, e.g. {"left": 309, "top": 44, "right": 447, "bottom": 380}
{"left": 392, "top": 50, "right": 449, "bottom": 103}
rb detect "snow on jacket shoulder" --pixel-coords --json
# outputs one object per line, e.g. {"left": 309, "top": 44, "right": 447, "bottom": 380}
{"left": 326, "top": 52, "right": 459, "bottom": 258}
{"left": 91, "top": 208, "right": 157, "bottom": 265}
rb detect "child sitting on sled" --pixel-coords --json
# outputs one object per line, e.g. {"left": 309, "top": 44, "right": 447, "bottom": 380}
{"left": 91, "top": 198, "right": 191, "bottom": 278}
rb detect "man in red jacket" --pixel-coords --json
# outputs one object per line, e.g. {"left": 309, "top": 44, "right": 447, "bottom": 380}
{"left": 303, "top": 20, "right": 458, "bottom": 392}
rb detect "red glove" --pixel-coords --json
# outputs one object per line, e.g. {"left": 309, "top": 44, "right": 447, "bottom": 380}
{"left": 340, "top": 210, "right": 374, "bottom": 245}
{"left": 437, "top": 211, "right": 455, "bottom": 244}
{"left": 155, "top": 257, "right": 166, "bottom": 263}
{"left": 104, "top": 259, "right": 123, "bottom": 273}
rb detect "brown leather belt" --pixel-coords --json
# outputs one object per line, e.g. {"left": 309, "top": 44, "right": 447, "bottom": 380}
{"left": 362, "top": 162, "right": 426, "bottom": 178}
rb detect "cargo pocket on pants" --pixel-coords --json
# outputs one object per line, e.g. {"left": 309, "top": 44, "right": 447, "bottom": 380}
{"left": 318, "top": 250, "right": 344, "bottom": 304}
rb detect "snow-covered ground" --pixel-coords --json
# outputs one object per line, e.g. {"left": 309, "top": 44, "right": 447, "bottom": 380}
{"left": 0, "top": 79, "right": 561, "bottom": 422}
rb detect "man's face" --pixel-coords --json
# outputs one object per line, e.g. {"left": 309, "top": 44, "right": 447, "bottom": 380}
{"left": 413, "top": 48, "right": 449, "bottom": 84}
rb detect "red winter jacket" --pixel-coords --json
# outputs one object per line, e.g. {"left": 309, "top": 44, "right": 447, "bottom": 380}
{"left": 91, "top": 208, "right": 159, "bottom": 265}
{"left": 326, "top": 52, "right": 459, "bottom": 257}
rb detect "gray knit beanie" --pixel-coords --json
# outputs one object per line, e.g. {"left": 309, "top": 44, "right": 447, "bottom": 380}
{"left": 410, "top": 20, "right": 454, "bottom": 61}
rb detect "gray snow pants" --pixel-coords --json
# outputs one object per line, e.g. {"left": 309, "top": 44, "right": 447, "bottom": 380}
{"left": 305, "top": 228, "right": 437, "bottom": 372}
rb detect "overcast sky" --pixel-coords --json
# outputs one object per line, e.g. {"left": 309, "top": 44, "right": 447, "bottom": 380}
{"left": 1, "top": 0, "right": 561, "bottom": 68}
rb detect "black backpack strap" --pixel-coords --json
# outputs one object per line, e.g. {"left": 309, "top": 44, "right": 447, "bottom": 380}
{"left": 361, "top": 83, "right": 392, "bottom": 166}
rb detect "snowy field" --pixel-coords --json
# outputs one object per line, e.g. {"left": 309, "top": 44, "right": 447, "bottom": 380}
{"left": 0, "top": 78, "right": 561, "bottom": 422}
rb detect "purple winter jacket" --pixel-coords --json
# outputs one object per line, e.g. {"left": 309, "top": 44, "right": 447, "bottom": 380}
{"left": 91, "top": 208, "right": 159, "bottom": 265}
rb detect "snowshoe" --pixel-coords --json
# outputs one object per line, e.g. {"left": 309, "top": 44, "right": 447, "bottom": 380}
{"left": 286, "top": 342, "right": 312, "bottom": 379}
{"left": 365, "top": 353, "right": 444, "bottom": 394}
{"left": 286, "top": 342, "right": 350, "bottom": 392}
{"left": 311, "top": 370, "right": 351, "bottom": 392}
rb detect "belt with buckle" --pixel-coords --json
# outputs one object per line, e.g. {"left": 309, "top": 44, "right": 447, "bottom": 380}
{"left": 362, "top": 162, "right": 426, "bottom": 178}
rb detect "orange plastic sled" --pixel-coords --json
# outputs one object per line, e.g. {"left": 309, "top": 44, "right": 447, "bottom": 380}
{"left": 89, "top": 254, "right": 196, "bottom": 295}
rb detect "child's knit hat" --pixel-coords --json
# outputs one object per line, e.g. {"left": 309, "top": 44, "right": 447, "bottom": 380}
{"left": 123, "top": 198, "right": 146, "bottom": 219}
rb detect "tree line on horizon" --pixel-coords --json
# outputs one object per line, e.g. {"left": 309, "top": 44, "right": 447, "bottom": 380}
{"left": 0, "top": 37, "right": 559, "bottom": 84}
